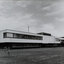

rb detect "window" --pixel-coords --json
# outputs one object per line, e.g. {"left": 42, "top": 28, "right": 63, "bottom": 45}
{"left": 13, "top": 34, "right": 21, "bottom": 38}
{"left": 13, "top": 34, "right": 18, "bottom": 38}
{"left": 3, "top": 32, "right": 13, "bottom": 38}
{"left": 3, "top": 32, "right": 43, "bottom": 40}
{"left": 56, "top": 38, "right": 60, "bottom": 41}
{"left": 38, "top": 32, "right": 51, "bottom": 36}
{"left": 3, "top": 33, "right": 7, "bottom": 38}
{"left": 7, "top": 33, "right": 13, "bottom": 38}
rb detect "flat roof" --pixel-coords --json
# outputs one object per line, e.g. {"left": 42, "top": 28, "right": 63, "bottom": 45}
{"left": 37, "top": 32, "right": 52, "bottom": 36}
{"left": 0, "top": 29, "right": 43, "bottom": 36}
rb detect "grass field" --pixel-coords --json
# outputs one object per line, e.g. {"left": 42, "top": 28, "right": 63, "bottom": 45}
{"left": 0, "top": 47, "right": 64, "bottom": 64}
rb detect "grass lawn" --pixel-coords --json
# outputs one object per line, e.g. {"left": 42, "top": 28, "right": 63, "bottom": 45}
{"left": 0, "top": 47, "right": 64, "bottom": 64}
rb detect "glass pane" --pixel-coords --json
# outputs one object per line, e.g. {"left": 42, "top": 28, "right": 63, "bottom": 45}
{"left": 13, "top": 34, "right": 18, "bottom": 38}
{"left": 7, "top": 33, "right": 13, "bottom": 37}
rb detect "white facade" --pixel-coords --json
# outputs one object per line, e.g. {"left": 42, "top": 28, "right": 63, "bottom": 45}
{"left": 42, "top": 35, "right": 60, "bottom": 44}
{"left": 0, "top": 29, "right": 42, "bottom": 43}
{"left": 0, "top": 29, "right": 61, "bottom": 44}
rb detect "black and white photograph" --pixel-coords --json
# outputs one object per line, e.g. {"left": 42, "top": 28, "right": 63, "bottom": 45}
{"left": 0, "top": 0, "right": 64, "bottom": 64}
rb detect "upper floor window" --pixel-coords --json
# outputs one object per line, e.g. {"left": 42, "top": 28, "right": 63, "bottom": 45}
{"left": 3, "top": 32, "right": 43, "bottom": 40}
{"left": 3, "top": 32, "right": 13, "bottom": 38}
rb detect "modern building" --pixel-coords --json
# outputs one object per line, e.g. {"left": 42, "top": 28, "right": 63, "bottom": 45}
{"left": 57, "top": 37, "right": 64, "bottom": 46}
{"left": 0, "top": 29, "right": 61, "bottom": 48}
{"left": 37, "top": 32, "right": 61, "bottom": 47}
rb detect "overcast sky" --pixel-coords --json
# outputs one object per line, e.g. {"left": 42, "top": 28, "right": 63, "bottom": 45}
{"left": 0, "top": 0, "right": 64, "bottom": 37}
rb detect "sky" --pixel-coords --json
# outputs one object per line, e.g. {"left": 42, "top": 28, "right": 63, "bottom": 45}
{"left": 0, "top": 0, "right": 64, "bottom": 37}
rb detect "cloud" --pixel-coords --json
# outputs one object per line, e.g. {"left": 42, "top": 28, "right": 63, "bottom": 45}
{"left": 16, "top": 1, "right": 32, "bottom": 7}
{"left": 0, "top": 0, "right": 64, "bottom": 37}
{"left": 55, "top": 17, "right": 64, "bottom": 22}
{"left": 45, "top": 0, "right": 64, "bottom": 16}
{"left": 0, "top": 1, "right": 34, "bottom": 31}
{"left": 42, "top": 23, "right": 56, "bottom": 33}
{"left": 42, "top": 6, "right": 51, "bottom": 11}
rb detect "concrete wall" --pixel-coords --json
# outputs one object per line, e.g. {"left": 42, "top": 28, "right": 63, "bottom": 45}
{"left": 0, "top": 29, "right": 61, "bottom": 44}
{"left": 2, "top": 38, "right": 42, "bottom": 43}
{"left": 42, "top": 35, "right": 60, "bottom": 44}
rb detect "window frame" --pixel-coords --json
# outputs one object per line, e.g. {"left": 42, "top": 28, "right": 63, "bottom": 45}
{"left": 3, "top": 32, "right": 43, "bottom": 40}
{"left": 3, "top": 32, "right": 14, "bottom": 38}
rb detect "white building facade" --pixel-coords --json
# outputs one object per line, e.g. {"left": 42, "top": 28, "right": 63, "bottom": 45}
{"left": 0, "top": 29, "right": 61, "bottom": 48}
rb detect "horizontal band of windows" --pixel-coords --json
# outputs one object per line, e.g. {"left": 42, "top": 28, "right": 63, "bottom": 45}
{"left": 4, "top": 36, "right": 42, "bottom": 40}
{"left": 3, "top": 37, "right": 42, "bottom": 40}
{"left": 3, "top": 32, "right": 43, "bottom": 40}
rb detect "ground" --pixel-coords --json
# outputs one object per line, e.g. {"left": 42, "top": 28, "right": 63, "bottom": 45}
{"left": 0, "top": 47, "right": 64, "bottom": 64}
